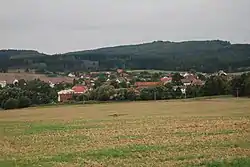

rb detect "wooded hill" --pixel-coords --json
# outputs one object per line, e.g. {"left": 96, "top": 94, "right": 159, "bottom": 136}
{"left": 1, "top": 40, "right": 250, "bottom": 73}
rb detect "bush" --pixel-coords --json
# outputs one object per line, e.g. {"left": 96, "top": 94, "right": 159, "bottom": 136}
{"left": 95, "top": 85, "right": 116, "bottom": 101}
{"left": 1, "top": 100, "right": 6, "bottom": 109}
{"left": 140, "top": 88, "right": 155, "bottom": 100}
{"left": 3, "top": 98, "right": 19, "bottom": 110}
{"left": 77, "top": 94, "right": 89, "bottom": 101}
{"left": 18, "top": 96, "right": 31, "bottom": 108}
{"left": 126, "top": 89, "right": 137, "bottom": 101}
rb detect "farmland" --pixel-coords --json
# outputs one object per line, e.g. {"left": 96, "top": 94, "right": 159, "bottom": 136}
{"left": 0, "top": 72, "right": 73, "bottom": 84}
{"left": 0, "top": 98, "right": 250, "bottom": 167}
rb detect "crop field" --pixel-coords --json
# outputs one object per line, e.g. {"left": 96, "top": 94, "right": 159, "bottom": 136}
{"left": 0, "top": 98, "right": 250, "bottom": 167}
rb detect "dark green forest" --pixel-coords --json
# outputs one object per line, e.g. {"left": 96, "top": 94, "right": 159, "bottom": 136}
{"left": 1, "top": 40, "right": 250, "bottom": 73}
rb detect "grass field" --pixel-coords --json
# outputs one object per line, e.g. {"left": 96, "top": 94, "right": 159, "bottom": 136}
{"left": 0, "top": 98, "right": 250, "bottom": 167}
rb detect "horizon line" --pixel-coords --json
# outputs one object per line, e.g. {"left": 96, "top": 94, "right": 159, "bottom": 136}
{"left": 1, "top": 39, "right": 249, "bottom": 55}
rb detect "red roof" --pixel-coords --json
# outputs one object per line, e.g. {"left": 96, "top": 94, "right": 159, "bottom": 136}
{"left": 72, "top": 85, "right": 88, "bottom": 94}
{"left": 181, "top": 75, "right": 197, "bottom": 83}
{"left": 161, "top": 77, "right": 172, "bottom": 83}
{"left": 185, "top": 74, "right": 197, "bottom": 81}
{"left": 117, "top": 69, "right": 124, "bottom": 74}
{"left": 135, "top": 82, "right": 161, "bottom": 87}
{"left": 191, "top": 79, "right": 205, "bottom": 86}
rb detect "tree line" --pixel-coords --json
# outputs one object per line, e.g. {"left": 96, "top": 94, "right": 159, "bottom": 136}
{"left": 1, "top": 73, "right": 250, "bottom": 110}
{"left": 1, "top": 40, "right": 250, "bottom": 73}
{"left": 71, "top": 73, "right": 250, "bottom": 103}
{"left": 0, "top": 80, "right": 57, "bottom": 110}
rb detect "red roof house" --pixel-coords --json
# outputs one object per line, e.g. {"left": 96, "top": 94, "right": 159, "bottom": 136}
{"left": 181, "top": 74, "right": 199, "bottom": 86}
{"left": 117, "top": 69, "right": 124, "bottom": 74}
{"left": 72, "top": 85, "right": 88, "bottom": 94}
{"left": 191, "top": 79, "right": 205, "bottom": 86}
{"left": 160, "top": 77, "right": 172, "bottom": 84}
{"left": 57, "top": 86, "right": 88, "bottom": 102}
{"left": 57, "top": 89, "right": 74, "bottom": 102}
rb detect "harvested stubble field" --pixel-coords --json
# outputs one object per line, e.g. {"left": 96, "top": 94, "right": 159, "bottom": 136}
{"left": 0, "top": 98, "right": 250, "bottom": 167}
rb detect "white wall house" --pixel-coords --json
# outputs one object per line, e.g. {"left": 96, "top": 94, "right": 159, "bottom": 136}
{"left": 0, "top": 81, "right": 7, "bottom": 88}
{"left": 49, "top": 81, "right": 55, "bottom": 88}
{"left": 173, "top": 86, "right": 186, "bottom": 94}
{"left": 13, "top": 79, "right": 19, "bottom": 85}
{"left": 68, "top": 73, "right": 76, "bottom": 78}
{"left": 57, "top": 89, "right": 74, "bottom": 102}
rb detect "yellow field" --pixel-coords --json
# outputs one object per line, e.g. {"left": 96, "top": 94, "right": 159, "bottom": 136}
{"left": 0, "top": 98, "right": 250, "bottom": 167}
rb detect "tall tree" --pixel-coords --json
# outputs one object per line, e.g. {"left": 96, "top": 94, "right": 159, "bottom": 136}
{"left": 172, "top": 73, "right": 183, "bottom": 86}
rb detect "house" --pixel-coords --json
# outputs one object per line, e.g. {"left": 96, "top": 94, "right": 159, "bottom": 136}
{"left": 135, "top": 82, "right": 161, "bottom": 89}
{"left": 57, "top": 89, "right": 74, "bottom": 102}
{"left": 217, "top": 70, "right": 227, "bottom": 76}
{"left": 72, "top": 85, "right": 88, "bottom": 94}
{"left": 68, "top": 73, "right": 76, "bottom": 78}
{"left": 116, "top": 79, "right": 121, "bottom": 84}
{"left": 160, "top": 77, "right": 172, "bottom": 84}
{"left": 185, "top": 74, "right": 197, "bottom": 80}
{"left": 13, "top": 79, "right": 19, "bottom": 85}
{"left": 48, "top": 81, "right": 55, "bottom": 88}
{"left": 117, "top": 69, "right": 129, "bottom": 77}
{"left": 173, "top": 86, "right": 186, "bottom": 94}
{"left": 191, "top": 79, "right": 205, "bottom": 86}
{"left": 181, "top": 78, "right": 204, "bottom": 86}
{"left": 117, "top": 69, "right": 124, "bottom": 74}
{"left": 181, "top": 72, "right": 190, "bottom": 77}
{"left": 181, "top": 74, "right": 198, "bottom": 86}
{"left": 0, "top": 81, "right": 7, "bottom": 88}
{"left": 58, "top": 85, "right": 88, "bottom": 102}
{"left": 181, "top": 78, "right": 192, "bottom": 86}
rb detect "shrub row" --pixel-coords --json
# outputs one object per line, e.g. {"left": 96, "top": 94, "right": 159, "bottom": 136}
{"left": 2, "top": 97, "right": 31, "bottom": 110}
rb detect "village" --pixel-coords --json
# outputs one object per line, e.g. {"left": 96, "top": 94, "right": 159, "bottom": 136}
{"left": 0, "top": 69, "right": 229, "bottom": 103}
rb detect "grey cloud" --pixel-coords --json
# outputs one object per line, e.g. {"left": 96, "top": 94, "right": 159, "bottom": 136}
{"left": 1, "top": 0, "right": 250, "bottom": 54}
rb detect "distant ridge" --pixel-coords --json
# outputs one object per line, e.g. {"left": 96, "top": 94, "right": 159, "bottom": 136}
{"left": 1, "top": 40, "right": 250, "bottom": 73}
{"left": 0, "top": 49, "right": 46, "bottom": 59}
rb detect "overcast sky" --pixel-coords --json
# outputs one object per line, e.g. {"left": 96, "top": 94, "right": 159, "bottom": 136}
{"left": 1, "top": 0, "right": 250, "bottom": 54}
